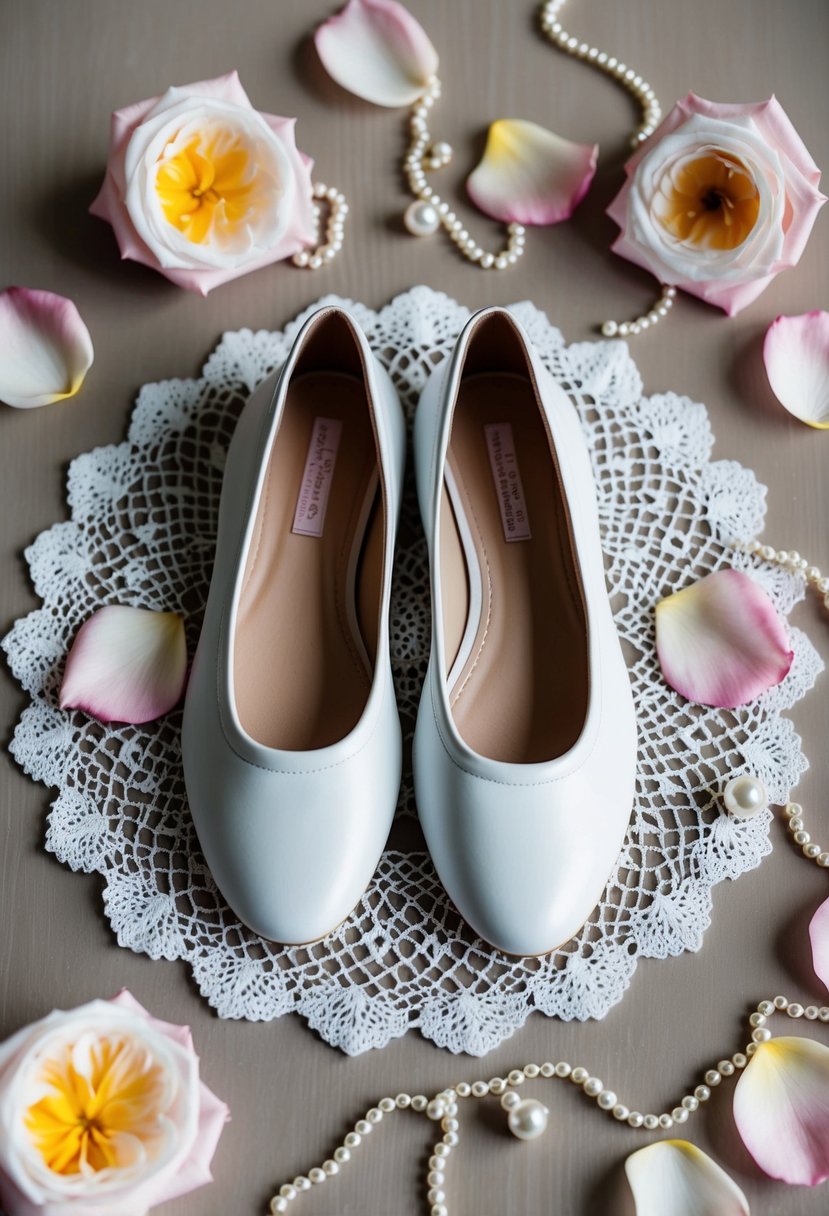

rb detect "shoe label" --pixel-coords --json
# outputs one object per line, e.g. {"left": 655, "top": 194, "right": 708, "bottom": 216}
{"left": 292, "top": 416, "right": 343, "bottom": 537}
{"left": 484, "top": 422, "right": 532, "bottom": 542}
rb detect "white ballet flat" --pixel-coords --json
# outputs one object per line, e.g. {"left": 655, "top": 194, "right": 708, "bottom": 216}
{"left": 412, "top": 306, "right": 637, "bottom": 956}
{"left": 182, "top": 307, "right": 406, "bottom": 944}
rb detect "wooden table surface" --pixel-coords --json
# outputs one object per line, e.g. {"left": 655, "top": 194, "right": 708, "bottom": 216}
{"left": 1, "top": 2, "right": 828, "bottom": 1213}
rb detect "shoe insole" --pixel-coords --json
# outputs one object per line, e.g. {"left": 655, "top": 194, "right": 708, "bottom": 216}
{"left": 234, "top": 371, "right": 382, "bottom": 750}
{"left": 442, "top": 372, "right": 589, "bottom": 764}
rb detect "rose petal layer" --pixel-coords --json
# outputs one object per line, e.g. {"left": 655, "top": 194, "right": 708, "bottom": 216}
{"left": 764, "top": 311, "right": 829, "bottom": 428}
{"left": 625, "top": 1140, "right": 749, "bottom": 1216}
{"left": 314, "top": 0, "right": 438, "bottom": 107}
{"left": 734, "top": 1036, "right": 829, "bottom": 1185}
{"left": 656, "top": 568, "right": 792, "bottom": 708}
{"left": 466, "top": 119, "right": 597, "bottom": 225}
{"left": 0, "top": 287, "right": 93, "bottom": 409}
{"left": 810, "top": 896, "right": 829, "bottom": 994}
{"left": 59, "top": 606, "right": 187, "bottom": 724}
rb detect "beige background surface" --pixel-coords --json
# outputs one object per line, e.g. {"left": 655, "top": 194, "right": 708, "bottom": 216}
{"left": 1, "top": 2, "right": 828, "bottom": 1213}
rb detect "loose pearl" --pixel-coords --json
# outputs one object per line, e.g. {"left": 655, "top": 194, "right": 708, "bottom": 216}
{"left": 404, "top": 200, "right": 440, "bottom": 237}
{"left": 508, "top": 1098, "right": 550, "bottom": 1141}
{"left": 501, "top": 1091, "right": 522, "bottom": 1111}
{"left": 723, "top": 774, "right": 767, "bottom": 818}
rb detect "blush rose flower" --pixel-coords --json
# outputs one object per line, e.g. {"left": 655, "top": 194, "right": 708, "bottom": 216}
{"left": 607, "top": 94, "right": 825, "bottom": 315}
{"left": 90, "top": 71, "right": 317, "bottom": 295}
{"left": 0, "top": 991, "right": 228, "bottom": 1216}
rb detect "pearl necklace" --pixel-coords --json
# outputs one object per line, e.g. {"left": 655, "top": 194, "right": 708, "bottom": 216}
{"left": 267, "top": 995, "right": 828, "bottom": 1216}
{"left": 539, "top": 0, "right": 675, "bottom": 338}
{"left": 292, "top": 181, "right": 349, "bottom": 269}
{"left": 730, "top": 537, "right": 829, "bottom": 870}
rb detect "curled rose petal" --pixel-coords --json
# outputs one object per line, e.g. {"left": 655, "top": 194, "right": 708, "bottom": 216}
{"left": 764, "top": 311, "right": 829, "bottom": 429}
{"left": 655, "top": 568, "right": 793, "bottom": 708}
{"left": 625, "top": 1140, "right": 749, "bottom": 1216}
{"left": 733, "top": 1036, "right": 829, "bottom": 1185}
{"left": 0, "top": 287, "right": 93, "bottom": 409}
{"left": 59, "top": 606, "right": 187, "bottom": 725}
{"left": 314, "top": 0, "right": 439, "bottom": 107}
{"left": 810, "top": 896, "right": 829, "bottom": 993}
{"left": 466, "top": 119, "right": 598, "bottom": 225}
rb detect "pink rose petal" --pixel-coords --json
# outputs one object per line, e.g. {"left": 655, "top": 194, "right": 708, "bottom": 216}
{"left": 734, "top": 1036, "right": 829, "bottom": 1185}
{"left": 764, "top": 311, "right": 829, "bottom": 428}
{"left": 655, "top": 568, "right": 793, "bottom": 708}
{"left": 59, "top": 605, "right": 187, "bottom": 724}
{"left": 466, "top": 119, "right": 597, "bottom": 225}
{"left": 0, "top": 287, "right": 93, "bottom": 409}
{"left": 314, "top": 0, "right": 439, "bottom": 107}
{"left": 810, "top": 896, "right": 829, "bottom": 993}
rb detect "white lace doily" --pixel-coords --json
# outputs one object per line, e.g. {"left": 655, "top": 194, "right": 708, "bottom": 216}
{"left": 3, "top": 287, "right": 822, "bottom": 1056}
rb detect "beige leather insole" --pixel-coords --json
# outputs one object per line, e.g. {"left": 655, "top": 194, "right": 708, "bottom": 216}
{"left": 442, "top": 372, "right": 588, "bottom": 763}
{"left": 234, "top": 372, "right": 382, "bottom": 750}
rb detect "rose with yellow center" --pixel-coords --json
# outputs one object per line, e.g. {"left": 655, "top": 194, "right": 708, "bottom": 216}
{"left": 607, "top": 94, "right": 825, "bottom": 316}
{"left": 24, "top": 1031, "right": 174, "bottom": 1176}
{"left": 90, "top": 72, "right": 317, "bottom": 295}
{"left": 0, "top": 992, "right": 228, "bottom": 1216}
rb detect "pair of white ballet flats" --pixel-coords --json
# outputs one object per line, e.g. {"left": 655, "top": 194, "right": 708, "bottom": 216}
{"left": 182, "top": 305, "right": 637, "bottom": 957}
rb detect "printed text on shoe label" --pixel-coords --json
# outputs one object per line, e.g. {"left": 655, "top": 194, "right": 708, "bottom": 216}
{"left": 292, "top": 416, "right": 343, "bottom": 537}
{"left": 484, "top": 422, "right": 532, "bottom": 542}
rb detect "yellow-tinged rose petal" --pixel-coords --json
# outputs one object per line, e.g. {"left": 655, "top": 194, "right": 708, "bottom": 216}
{"left": 655, "top": 568, "right": 792, "bottom": 708}
{"left": 314, "top": 0, "right": 439, "bottom": 107}
{"left": 764, "top": 311, "right": 829, "bottom": 429}
{"left": 625, "top": 1140, "right": 749, "bottom": 1215}
{"left": 466, "top": 119, "right": 597, "bottom": 225}
{"left": 59, "top": 606, "right": 188, "bottom": 725}
{"left": 0, "top": 287, "right": 94, "bottom": 409}
{"left": 734, "top": 1037, "right": 829, "bottom": 1185}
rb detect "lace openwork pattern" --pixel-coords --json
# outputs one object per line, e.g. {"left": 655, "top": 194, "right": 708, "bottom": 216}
{"left": 3, "top": 288, "right": 822, "bottom": 1056}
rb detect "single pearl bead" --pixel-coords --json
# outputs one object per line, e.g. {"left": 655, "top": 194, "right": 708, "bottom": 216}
{"left": 430, "top": 140, "right": 453, "bottom": 164}
{"left": 404, "top": 200, "right": 440, "bottom": 236}
{"left": 723, "top": 774, "right": 767, "bottom": 818}
{"left": 601, "top": 321, "right": 618, "bottom": 337}
{"left": 508, "top": 1098, "right": 549, "bottom": 1140}
{"left": 501, "top": 1090, "right": 522, "bottom": 1111}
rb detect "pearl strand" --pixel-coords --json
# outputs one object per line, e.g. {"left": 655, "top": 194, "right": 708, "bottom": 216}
{"left": 538, "top": 0, "right": 662, "bottom": 148}
{"left": 538, "top": 0, "right": 672, "bottom": 338}
{"left": 732, "top": 536, "right": 829, "bottom": 869}
{"left": 601, "top": 285, "right": 676, "bottom": 339}
{"left": 266, "top": 998, "right": 827, "bottom": 1215}
{"left": 402, "top": 77, "right": 527, "bottom": 269}
{"left": 292, "top": 182, "right": 349, "bottom": 269}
